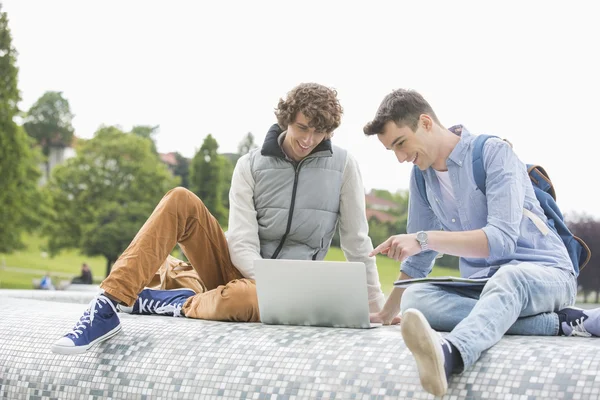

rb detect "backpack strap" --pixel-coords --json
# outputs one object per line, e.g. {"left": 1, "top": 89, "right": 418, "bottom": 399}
{"left": 413, "top": 165, "right": 431, "bottom": 209}
{"left": 471, "top": 135, "right": 498, "bottom": 194}
{"left": 527, "top": 165, "right": 556, "bottom": 201}
{"left": 574, "top": 235, "right": 592, "bottom": 270}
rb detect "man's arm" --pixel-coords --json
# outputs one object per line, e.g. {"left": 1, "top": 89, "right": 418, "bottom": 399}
{"left": 373, "top": 139, "right": 526, "bottom": 263}
{"left": 226, "top": 154, "right": 262, "bottom": 279}
{"left": 370, "top": 271, "right": 411, "bottom": 325}
{"left": 338, "top": 153, "right": 385, "bottom": 312}
{"left": 372, "top": 229, "right": 489, "bottom": 262}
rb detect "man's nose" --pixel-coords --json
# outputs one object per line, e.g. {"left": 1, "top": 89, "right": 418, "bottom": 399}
{"left": 301, "top": 133, "right": 316, "bottom": 146}
{"left": 395, "top": 151, "right": 407, "bottom": 163}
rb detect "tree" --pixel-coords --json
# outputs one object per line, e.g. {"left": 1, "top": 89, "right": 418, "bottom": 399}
{"left": 220, "top": 155, "right": 236, "bottom": 214}
{"left": 370, "top": 189, "right": 409, "bottom": 217}
{"left": 173, "top": 152, "right": 190, "bottom": 188}
{"left": 23, "top": 91, "right": 75, "bottom": 181}
{"left": 189, "top": 134, "right": 227, "bottom": 225}
{"left": 130, "top": 125, "right": 159, "bottom": 154}
{"left": 568, "top": 214, "right": 600, "bottom": 303}
{"left": 0, "top": 5, "right": 45, "bottom": 253}
{"left": 237, "top": 131, "right": 257, "bottom": 156}
{"left": 368, "top": 219, "right": 393, "bottom": 250}
{"left": 44, "top": 126, "right": 179, "bottom": 276}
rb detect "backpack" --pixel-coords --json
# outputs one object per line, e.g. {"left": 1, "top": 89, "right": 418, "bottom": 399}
{"left": 413, "top": 134, "right": 591, "bottom": 275}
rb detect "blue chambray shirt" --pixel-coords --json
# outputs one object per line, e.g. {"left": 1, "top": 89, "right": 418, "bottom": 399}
{"left": 401, "top": 126, "right": 574, "bottom": 279}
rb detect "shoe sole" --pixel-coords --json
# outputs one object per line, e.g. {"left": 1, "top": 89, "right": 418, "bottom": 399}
{"left": 401, "top": 309, "right": 448, "bottom": 397}
{"left": 51, "top": 324, "right": 122, "bottom": 355}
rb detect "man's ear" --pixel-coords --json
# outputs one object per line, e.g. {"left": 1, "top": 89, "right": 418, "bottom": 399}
{"left": 419, "top": 114, "right": 434, "bottom": 131}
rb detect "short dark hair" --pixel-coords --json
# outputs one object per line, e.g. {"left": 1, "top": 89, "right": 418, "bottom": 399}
{"left": 275, "top": 83, "right": 343, "bottom": 135}
{"left": 363, "top": 89, "right": 441, "bottom": 136}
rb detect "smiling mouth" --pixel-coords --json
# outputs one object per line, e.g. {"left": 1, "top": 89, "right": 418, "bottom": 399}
{"left": 298, "top": 141, "right": 311, "bottom": 150}
{"left": 408, "top": 153, "right": 418, "bottom": 164}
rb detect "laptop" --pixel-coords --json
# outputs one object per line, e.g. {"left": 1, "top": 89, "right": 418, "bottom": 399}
{"left": 254, "top": 259, "right": 381, "bottom": 329}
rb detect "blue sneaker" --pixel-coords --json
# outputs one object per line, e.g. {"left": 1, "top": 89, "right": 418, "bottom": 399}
{"left": 118, "top": 288, "right": 195, "bottom": 317}
{"left": 558, "top": 307, "right": 600, "bottom": 337}
{"left": 51, "top": 294, "right": 121, "bottom": 355}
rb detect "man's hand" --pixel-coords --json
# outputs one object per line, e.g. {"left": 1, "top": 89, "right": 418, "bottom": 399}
{"left": 370, "top": 312, "right": 401, "bottom": 325}
{"left": 370, "top": 234, "right": 421, "bottom": 261}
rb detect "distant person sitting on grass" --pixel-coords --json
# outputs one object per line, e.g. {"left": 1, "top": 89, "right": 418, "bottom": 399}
{"left": 71, "top": 263, "right": 93, "bottom": 285}
{"left": 39, "top": 273, "right": 55, "bottom": 290}
{"left": 364, "top": 89, "right": 600, "bottom": 397}
{"left": 51, "top": 82, "right": 386, "bottom": 355}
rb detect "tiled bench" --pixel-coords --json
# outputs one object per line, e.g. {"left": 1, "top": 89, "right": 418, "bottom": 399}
{"left": 1, "top": 290, "right": 598, "bottom": 399}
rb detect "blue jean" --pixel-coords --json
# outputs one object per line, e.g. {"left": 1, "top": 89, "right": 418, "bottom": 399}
{"left": 400, "top": 262, "right": 577, "bottom": 370}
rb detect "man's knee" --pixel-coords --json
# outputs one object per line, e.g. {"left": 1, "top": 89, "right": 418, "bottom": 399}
{"left": 221, "top": 279, "right": 256, "bottom": 300}
{"left": 485, "top": 265, "right": 524, "bottom": 290}
{"left": 183, "top": 278, "right": 259, "bottom": 322}
{"left": 216, "top": 279, "right": 259, "bottom": 321}
{"left": 401, "top": 284, "right": 433, "bottom": 313}
{"left": 162, "top": 187, "right": 208, "bottom": 213}
{"left": 165, "top": 186, "right": 194, "bottom": 203}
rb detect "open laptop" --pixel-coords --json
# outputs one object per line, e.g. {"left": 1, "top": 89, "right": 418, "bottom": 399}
{"left": 254, "top": 259, "right": 381, "bottom": 329}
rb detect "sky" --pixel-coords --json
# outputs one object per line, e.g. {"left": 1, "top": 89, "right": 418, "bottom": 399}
{"left": 4, "top": 0, "right": 600, "bottom": 217}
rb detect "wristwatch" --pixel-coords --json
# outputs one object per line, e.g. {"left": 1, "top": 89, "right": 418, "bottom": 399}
{"left": 416, "top": 231, "right": 428, "bottom": 252}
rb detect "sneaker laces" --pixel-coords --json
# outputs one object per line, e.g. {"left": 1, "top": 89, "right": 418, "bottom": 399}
{"left": 138, "top": 298, "right": 164, "bottom": 313}
{"left": 568, "top": 317, "right": 592, "bottom": 337}
{"left": 154, "top": 303, "right": 183, "bottom": 317}
{"left": 68, "top": 295, "right": 117, "bottom": 339}
{"left": 137, "top": 297, "right": 184, "bottom": 317}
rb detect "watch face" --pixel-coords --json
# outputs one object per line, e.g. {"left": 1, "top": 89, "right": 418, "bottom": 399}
{"left": 417, "top": 232, "right": 427, "bottom": 242}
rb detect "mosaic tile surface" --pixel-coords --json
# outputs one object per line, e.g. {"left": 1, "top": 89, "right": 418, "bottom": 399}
{"left": 0, "top": 288, "right": 98, "bottom": 304}
{"left": 1, "top": 293, "right": 599, "bottom": 399}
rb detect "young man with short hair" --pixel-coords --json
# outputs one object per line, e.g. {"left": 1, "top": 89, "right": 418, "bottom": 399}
{"left": 52, "top": 83, "right": 385, "bottom": 355}
{"left": 364, "top": 89, "right": 600, "bottom": 397}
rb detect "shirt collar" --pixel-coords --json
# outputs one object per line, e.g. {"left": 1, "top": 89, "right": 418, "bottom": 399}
{"left": 446, "top": 124, "right": 474, "bottom": 167}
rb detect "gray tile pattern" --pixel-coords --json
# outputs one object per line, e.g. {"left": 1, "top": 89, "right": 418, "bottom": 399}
{"left": 1, "top": 295, "right": 599, "bottom": 399}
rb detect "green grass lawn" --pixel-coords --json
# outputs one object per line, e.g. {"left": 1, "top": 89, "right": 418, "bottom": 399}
{"left": 0, "top": 234, "right": 106, "bottom": 289}
{"left": 1, "top": 234, "right": 458, "bottom": 293}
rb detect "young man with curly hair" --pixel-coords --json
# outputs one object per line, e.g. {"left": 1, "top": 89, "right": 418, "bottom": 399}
{"left": 52, "top": 83, "right": 385, "bottom": 355}
{"left": 364, "top": 89, "right": 600, "bottom": 396}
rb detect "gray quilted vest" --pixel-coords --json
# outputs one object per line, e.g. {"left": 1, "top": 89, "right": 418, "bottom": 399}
{"left": 249, "top": 124, "right": 347, "bottom": 260}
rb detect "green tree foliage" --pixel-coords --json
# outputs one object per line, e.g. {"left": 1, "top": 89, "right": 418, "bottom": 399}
{"left": 23, "top": 91, "right": 74, "bottom": 180}
{"left": 130, "top": 125, "right": 159, "bottom": 154}
{"left": 0, "top": 5, "right": 45, "bottom": 253}
{"left": 44, "top": 126, "right": 179, "bottom": 276}
{"left": 189, "top": 134, "right": 227, "bottom": 225}
{"left": 367, "top": 219, "right": 393, "bottom": 250}
{"left": 220, "top": 156, "right": 235, "bottom": 214}
{"left": 370, "top": 189, "right": 409, "bottom": 217}
{"left": 237, "top": 131, "right": 257, "bottom": 156}
{"left": 173, "top": 152, "right": 190, "bottom": 188}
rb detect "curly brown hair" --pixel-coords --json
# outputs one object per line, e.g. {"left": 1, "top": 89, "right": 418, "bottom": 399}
{"left": 275, "top": 83, "right": 343, "bottom": 136}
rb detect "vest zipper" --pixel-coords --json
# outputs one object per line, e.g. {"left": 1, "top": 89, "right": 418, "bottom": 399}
{"left": 271, "top": 159, "right": 306, "bottom": 259}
